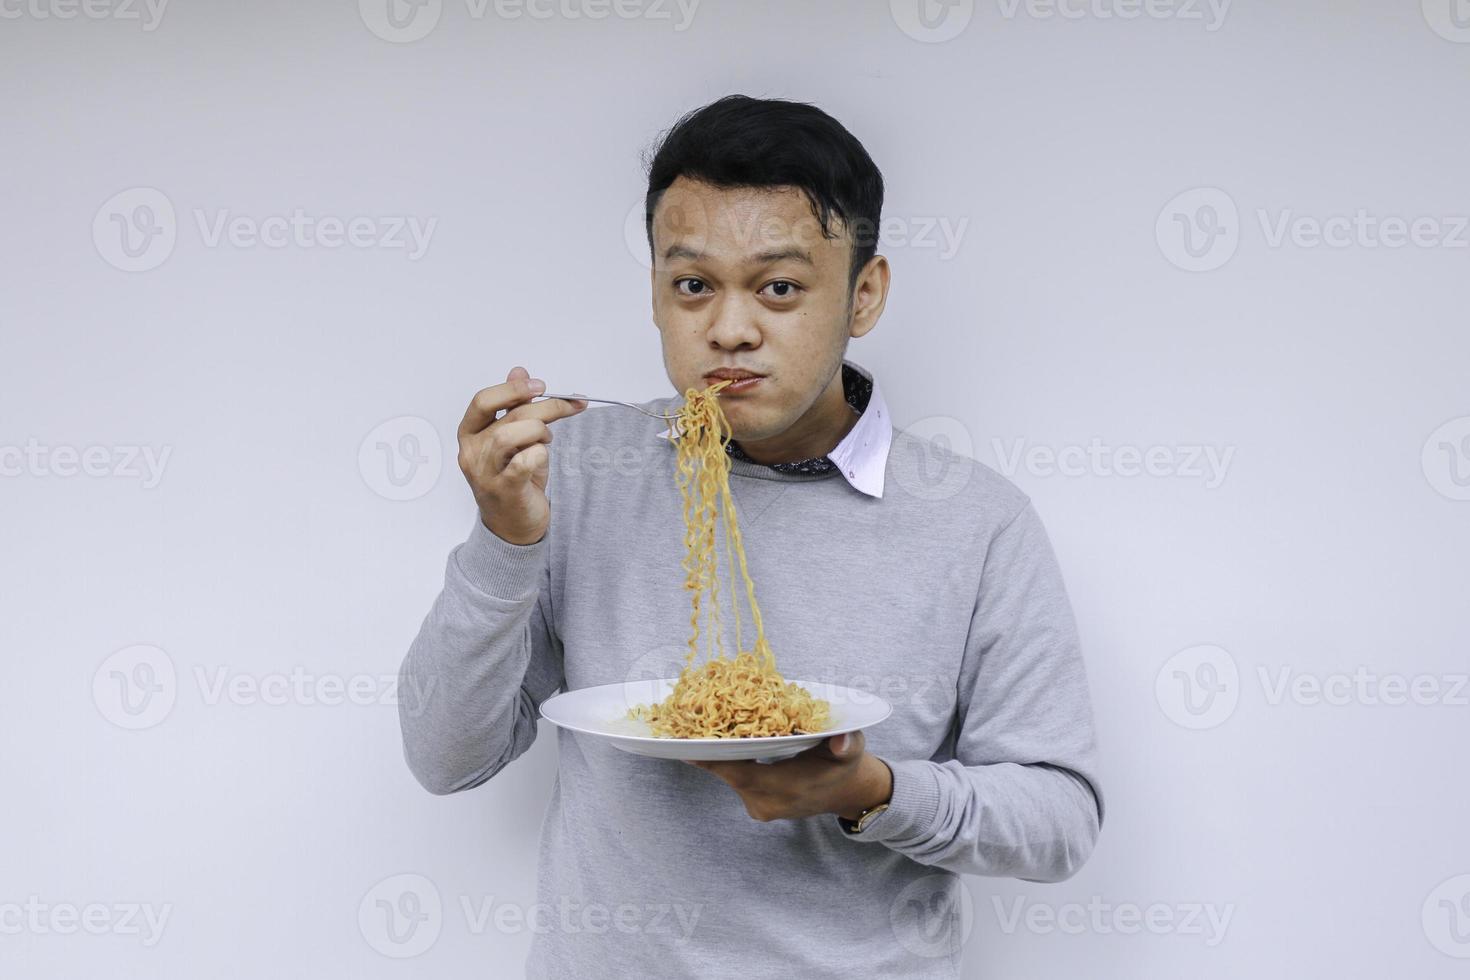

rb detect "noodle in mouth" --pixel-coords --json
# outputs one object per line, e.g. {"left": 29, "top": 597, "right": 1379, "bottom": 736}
{"left": 627, "top": 380, "right": 831, "bottom": 739}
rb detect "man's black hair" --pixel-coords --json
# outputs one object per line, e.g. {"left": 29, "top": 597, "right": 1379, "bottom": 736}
{"left": 643, "top": 95, "right": 885, "bottom": 289}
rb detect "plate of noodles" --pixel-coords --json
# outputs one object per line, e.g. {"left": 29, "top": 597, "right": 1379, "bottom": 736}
{"left": 542, "top": 378, "right": 893, "bottom": 762}
{"left": 538, "top": 677, "right": 893, "bottom": 762}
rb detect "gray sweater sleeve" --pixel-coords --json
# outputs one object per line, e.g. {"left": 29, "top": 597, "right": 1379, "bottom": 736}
{"left": 843, "top": 501, "right": 1106, "bottom": 882}
{"left": 397, "top": 518, "right": 565, "bottom": 795}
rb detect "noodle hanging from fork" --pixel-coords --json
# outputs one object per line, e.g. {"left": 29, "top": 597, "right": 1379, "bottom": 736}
{"left": 627, "top": 380, "right": 831, "bottom": 738}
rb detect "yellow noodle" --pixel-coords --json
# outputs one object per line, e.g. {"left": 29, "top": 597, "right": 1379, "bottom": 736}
{"left": 628, "top": 381, "right": 831, "bottom": 738}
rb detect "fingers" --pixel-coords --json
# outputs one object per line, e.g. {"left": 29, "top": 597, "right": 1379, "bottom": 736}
{"left": 458, "top": 367, "right": 589, "bottom": 441}
{"left": 826, "top": 730, "right": 865, "bottom": 758}
{"left": 459, "top": 366, "right": 543, "bottom": 439}
{"left": 457, "top": 367, "right": 591, "bottom": 484}
{"left": 481, "top": 417, "right": 554, "bottom": 475}
{"left": 503, "top": 442, "right": 550, "bottom": 482}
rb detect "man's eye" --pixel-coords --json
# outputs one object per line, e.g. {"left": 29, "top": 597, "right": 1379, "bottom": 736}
{"left": 761, "top": 281, "right": 801, "bottom": 299}
{"left": 674, "top": 278, "right": 711, "bottom": 297}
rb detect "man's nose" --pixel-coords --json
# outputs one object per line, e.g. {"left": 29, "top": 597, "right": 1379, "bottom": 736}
{"left": 705, "top": 296, "right": 761, "bottom": 349}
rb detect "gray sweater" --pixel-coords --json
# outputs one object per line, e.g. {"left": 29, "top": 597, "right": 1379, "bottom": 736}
{"left": 398, "top": 394, "right": 1105, "bottom": 979}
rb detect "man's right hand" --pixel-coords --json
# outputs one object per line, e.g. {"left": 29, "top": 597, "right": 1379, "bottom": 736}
{"left": 457, "top": 365, "right": 587, "bottom": 545}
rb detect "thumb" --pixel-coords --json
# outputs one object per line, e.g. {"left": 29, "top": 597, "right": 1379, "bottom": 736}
{"left": 826, "top": 731, "right": 863, "bottom": 758}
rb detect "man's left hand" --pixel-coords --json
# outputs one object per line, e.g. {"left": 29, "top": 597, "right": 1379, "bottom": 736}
{"left": 685, "top": 730, "right": 893, "bottom": 822}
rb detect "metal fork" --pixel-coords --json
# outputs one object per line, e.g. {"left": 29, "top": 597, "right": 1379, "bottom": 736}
{"left": 537, "top": 393, "right": 682, "bottom": 421}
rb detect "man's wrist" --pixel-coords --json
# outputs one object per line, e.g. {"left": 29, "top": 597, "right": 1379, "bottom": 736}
{"left": 834, "top": 754, "right": 893, "bottom": 821}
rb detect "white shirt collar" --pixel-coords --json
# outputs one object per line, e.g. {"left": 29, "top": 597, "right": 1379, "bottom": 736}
{"left": 655, "top": 358, "right": 891, "bottom": 498}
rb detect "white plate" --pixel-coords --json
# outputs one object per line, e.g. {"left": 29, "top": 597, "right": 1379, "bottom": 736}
{"left": 538, "top": 678, "right": 893, "bottom": 762}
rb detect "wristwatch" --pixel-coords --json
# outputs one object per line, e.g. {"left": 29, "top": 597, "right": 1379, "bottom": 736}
{"left": 838, "top": 802, "right": 889, "bottom": 834}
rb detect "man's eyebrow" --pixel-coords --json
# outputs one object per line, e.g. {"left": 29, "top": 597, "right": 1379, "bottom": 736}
{"left": 661, "top": 244, "right": 815, "bottom": 266}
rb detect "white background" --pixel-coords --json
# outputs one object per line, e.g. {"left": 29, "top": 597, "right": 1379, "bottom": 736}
{"left": 2, "top": 0, "right": 1468, "bottom": 976}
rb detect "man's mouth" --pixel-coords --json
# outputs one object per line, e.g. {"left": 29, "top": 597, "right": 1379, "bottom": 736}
{"left": 704, "top": 369, "right": 765, "bottom": 393}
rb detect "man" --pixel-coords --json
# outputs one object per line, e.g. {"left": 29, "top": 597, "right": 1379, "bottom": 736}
{"left": 398, "top": 94, "right": 1104, "bottom": 979}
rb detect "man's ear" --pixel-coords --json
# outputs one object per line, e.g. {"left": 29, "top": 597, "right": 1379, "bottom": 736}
{"left": 849, "top": 255, "right": 890, "bottom": 340}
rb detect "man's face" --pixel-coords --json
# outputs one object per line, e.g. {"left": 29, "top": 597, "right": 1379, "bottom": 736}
{"left": 648, "top": 176, "right": 868, "bottom": 444}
